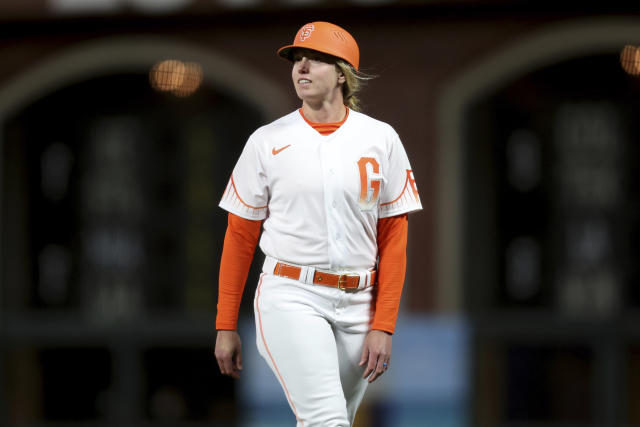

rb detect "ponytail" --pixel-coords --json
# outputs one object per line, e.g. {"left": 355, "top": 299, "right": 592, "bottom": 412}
{"left": 335, "top": 60, "right": 376, "bottom": 112}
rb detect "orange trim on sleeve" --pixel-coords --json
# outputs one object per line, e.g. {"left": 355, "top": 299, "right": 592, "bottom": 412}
{"left": 380, "top": 170, "right": 416, "bottom": 207}
{"left": 216, "top": 213, "right": 263, "bottom": 330}
{"left": 371, "top": 213, "right": 408, "bottom": 334}
{"left": 230, "top": 175, "right": 268, "bottom": 210}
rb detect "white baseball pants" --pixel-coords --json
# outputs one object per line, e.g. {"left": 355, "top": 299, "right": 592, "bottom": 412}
{"left": 253, "top": 272, "right": 374, "bottom": 427}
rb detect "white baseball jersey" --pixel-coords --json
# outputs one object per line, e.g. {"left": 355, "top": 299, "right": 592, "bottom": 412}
{"left": 219, "top": 109, "right": 422, "bottom": 271}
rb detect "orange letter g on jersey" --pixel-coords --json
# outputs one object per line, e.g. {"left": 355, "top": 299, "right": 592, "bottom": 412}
{"left": 358, "top": 157, "right": 382, "bottom": 210}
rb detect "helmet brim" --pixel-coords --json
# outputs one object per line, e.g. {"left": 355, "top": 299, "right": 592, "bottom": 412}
{"left": 277, "top": 45, "right": 294, "bottom": 62}
{"left": 276, "top": 45, "right": 354, "bottom": 70}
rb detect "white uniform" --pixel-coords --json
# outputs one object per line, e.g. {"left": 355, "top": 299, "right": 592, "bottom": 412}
{"left": 219, "top": 109, "right": 422, "bottom": 426}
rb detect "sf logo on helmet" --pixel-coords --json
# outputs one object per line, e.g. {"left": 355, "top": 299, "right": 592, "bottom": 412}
{"left": 299, "top": 24, "right": 315, "bottom": 41}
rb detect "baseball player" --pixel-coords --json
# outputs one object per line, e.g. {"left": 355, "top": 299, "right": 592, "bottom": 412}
{"left": 214, "top": 21, "right": 422, "bottom": 426}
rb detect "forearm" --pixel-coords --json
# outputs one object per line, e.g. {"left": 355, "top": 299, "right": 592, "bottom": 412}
{"left": 371, "top": 214, "right": 408, "bottom": 334}
{"left": 216, "top": 213, "right": 262, "bottom": 330}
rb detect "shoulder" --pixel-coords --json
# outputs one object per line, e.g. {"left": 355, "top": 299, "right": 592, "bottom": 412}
{"left": 348, "top": 110, "right": 401, "bottom": 152}
{"left": 240, "top": 110, "right": 301, "bottom": 156}
{"left": 252, "top": 110, "right": 302, "bottom": 139}
{"left": 348, "top": 110, "right": 398, "bottom": 137}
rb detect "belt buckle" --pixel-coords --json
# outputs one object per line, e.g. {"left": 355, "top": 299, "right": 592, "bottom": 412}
{"left": 338, "top": 272, "right": 356, "bottom": 291}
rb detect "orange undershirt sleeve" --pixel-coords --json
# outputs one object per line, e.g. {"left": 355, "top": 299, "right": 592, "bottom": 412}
{"left": 215, "top": 212, "right": 263, "bottom": 331}
{"left": 371, "top": 213, "right": 409, "bottom": 334}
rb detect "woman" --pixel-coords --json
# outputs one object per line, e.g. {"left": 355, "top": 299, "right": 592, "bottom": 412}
{"left": 214, "top": 21, "right": 422, "bottom": 426}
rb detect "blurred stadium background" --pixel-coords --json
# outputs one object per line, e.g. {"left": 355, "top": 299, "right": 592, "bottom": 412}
{"left": 1, "top": 1, "right": 640, "bottom": 426}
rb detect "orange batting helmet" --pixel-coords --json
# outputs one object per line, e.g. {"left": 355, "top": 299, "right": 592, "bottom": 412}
{"left": 277, "top": 21, "right": 360, "bottom": 70}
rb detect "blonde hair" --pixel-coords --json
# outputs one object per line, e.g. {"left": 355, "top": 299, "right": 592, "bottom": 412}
{"left": 335, "top": 60, "right": 375, "bottom": 112}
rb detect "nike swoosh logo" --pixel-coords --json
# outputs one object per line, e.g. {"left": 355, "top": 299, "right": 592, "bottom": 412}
{"left": 272, "top": 144, "right": 291, "bottom": 155}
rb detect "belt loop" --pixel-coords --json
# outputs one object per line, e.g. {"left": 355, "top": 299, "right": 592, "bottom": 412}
{"left": 304, "top": 266, "right": 316, "bottom": 284}
{"left": 263, "top": 256, "right": 278, "bottom": 275}
{"left": 357, "top": 272, "right": 367, "bottom": 290}
{"left": 298, "top": 265, "right": 308, "bottom": 283}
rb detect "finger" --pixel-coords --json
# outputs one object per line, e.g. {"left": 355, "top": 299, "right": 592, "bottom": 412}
{"left": 224, "top": 360, "right": 241, "bottom": 379}
{"left": 231, "top": 351, "right": 242, "bottom": 378}
{"left": 235, "top": 350, "right": 243, "bottom": 372}
{"left": 369, "top": 359, "right": 388, "bottom": 383}
{"left": 363, "top": 353, "right": 378, "bottom": 379}
{"left": 359, "top": 346, "right": 369, "bottom": 367}
{"left": 229, "top": 368, "right": 241, "bottom": 379}
{"left": 218, "top": 354, "right": 236, "bottom": 378}
{"left": 216, "top": 355, "right": 229, "bottom": 375}
{"left": 362, "top": 353, "right": 375, "bottom": 378}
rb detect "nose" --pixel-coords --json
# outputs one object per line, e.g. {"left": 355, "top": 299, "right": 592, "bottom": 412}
{"left": 297, "top": 56, "right": 310, "bottom": 72}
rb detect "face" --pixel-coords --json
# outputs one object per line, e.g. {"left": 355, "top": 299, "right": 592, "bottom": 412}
{"left": 291, "top": 48, "right": 345, "bottom": 104}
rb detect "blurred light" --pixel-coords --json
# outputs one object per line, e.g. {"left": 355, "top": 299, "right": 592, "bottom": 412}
{"left": 218, "top": 0, "right": 261, "bottom": 7}
{"left": 280, "top": 0, "right": 322, "bottom": 4}
{"left": 566, "top": 219, "right": 611, "bottom": 266}
{"left": 620, "top": 45, "right": 640, "bottom": 76}
{"left": 151, "top": 60, "right": 186, "bottom": 91}
{"left": 50, "top": 0, "right": 192, "bottom": 15}
{"left": 129, "top": 0, "right": 191, "bottom": 14}
{"left": 150, "top": 60, "right": 203, "bottom": 97}
{"left": 49, "top": 0, "right": 120, "bottom": 15}
{"left": 172, "top": 62, "right": 203, "bottom": 97}
{"left": 349, "top": 0, "right": 395, "bottom": 4}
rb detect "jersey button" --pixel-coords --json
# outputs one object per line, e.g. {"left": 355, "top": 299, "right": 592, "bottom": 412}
{"left": 332, "top": 201, "right": 337, "bottom": 208}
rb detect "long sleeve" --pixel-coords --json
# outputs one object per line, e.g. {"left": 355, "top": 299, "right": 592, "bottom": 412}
{"left": 371, "top": 213, "right": 408, "bottom": 334}
{"left": 215, "top": 212, "right": 263, "bottom": 330}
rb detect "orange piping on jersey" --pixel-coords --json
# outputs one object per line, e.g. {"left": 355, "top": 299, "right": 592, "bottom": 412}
{"left": 230, "top": 174, "right": 268, "bottom": 210}
{"left": 380, "top": 169, "right": 418, "bottom": 207}
{"left": 256, "top": 274, "right": 304, "bottom": 426}
{"left": 407, "top": 169, "right": 419, "bottom": 199}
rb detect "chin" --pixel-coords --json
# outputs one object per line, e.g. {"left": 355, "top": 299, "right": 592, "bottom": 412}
{"left": 298, "top": 91, "right": 321, "bottom": 102}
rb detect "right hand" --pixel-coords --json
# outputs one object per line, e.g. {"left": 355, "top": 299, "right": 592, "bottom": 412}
{"left": 215, "top": 330, "right": 243, "bottom": 379}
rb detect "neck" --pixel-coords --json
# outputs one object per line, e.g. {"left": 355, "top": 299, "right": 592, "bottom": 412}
{"left": 301, "top": 98, "right": 346, "bottom": 123}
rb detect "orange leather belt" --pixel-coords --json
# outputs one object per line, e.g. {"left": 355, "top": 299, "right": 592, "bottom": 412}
{"left": 273, "top": 261, "right": 377, "bottom": 291}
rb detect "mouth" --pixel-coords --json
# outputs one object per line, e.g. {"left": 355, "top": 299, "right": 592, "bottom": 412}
{"left": 298, "top": 79, "right": 312, "bottom": 85}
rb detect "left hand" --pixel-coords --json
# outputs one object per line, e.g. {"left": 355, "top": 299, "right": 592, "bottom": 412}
{"left": 359, "top": 329, "right": 392, "bottom": 383}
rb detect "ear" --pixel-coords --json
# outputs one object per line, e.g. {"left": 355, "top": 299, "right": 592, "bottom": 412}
{"left": 337, "top": 72, "right": 346, "bottom": 84}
